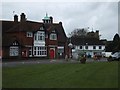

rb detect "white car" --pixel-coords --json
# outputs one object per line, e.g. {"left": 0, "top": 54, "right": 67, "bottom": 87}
{"left": 108, "top": 52, "right": 120, "bottom": 61}
{"left": 111, "top": 52, "right": 120, "bottom": 59}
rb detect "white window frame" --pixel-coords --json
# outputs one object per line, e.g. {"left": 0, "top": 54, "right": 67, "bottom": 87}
{"left": 9, "top": 46, "right": 19, "bottom": 56}
{"left": 40, "top": 27, "right": 44, "bottom": 30}
{"left": 29, "top": 47, "right": 32, "bottom": 57}
{"left": 33, "top": 46, "right": 47, "bottom": 56}
{"left": 27, "top": 32, "right": 33, "bottom": 37}
{"left": 52, "top": 30, "right": 55, "bottom": 33}
{"left": 13, "top": 41, "right": 18, "bottom": 45}
{"left": 34, "top": 33, "right": 37, "bottom": 40}
{"left": 34, "top": 31, "right": 45, "bottom": 41}
{"left": 50, "top": 33, "right": 57, "bottom": 40}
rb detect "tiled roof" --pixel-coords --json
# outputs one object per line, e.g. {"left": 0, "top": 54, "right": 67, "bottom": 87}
{"left": 2, "top": 20, "right": 67, "bottom": 46}
{"left": 1, "top": 20, "right": 18, "bottom": 33}
{"left": 6, "top": 21, "right": 43, "bottom": 32}
{"left": 71, "top": 36, "right": 105, "bottom": 45}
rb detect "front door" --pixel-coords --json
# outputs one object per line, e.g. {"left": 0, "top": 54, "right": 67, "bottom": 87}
{"left": 50, "top": 49, "right": 55, "bottom": 59}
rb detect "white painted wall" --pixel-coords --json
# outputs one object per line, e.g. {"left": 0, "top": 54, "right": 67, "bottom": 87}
{"left": 34, "top": 41, "right": 45, "bottom": 46}
{"left": 73, "top": 45, "right": 105, "bottom": 58}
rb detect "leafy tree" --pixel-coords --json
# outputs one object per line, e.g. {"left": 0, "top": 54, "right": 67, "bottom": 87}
{"left": 112, "top": 33, "right": 120, "bottom": 53}
{"left": 105, "top": 34, "right": 120, "bottom": 52}
{"left": 68, "top": 28, "right": 88, "bottom": 37}
{"left": 113, "top": 34, "right": 120, "bottom": 44}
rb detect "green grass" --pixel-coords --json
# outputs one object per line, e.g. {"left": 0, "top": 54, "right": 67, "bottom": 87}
{"left": 2, "top": 61, "right": 118, "bottom": 88}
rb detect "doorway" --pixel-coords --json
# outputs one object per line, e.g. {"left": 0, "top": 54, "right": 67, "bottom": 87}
{"left": 50, "top": 49, "right": 55, "bottom": 59}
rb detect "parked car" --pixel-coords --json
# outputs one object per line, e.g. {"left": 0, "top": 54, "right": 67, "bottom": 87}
{"left": 107, "top": 52, "right": 120, "bottom": 61}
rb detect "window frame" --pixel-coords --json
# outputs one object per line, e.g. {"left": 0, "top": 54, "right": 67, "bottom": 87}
{"left": 93, "top": 46, "right": 96, "bottom": 49}
{"left": 99, "top": 46, "right": 102, "bottom": 49}
{"left": 9, "top": 46, "right": 19, "bottom": 56}
{"left": 40, "top": 27, "right": 44, "bottom": 30}
{"left": 50, "top": 33, "right": 57, "bottom": 40}
{"left": 34, "top": 46, "right": 47, "bottom": 56}
{"left": 27, "top": 32, "right": 33, "bottom": 37}
{"left": 80, "top": 46, "right": 83, "bottom": 49}
{"left": 34, "top": 31, "right": 45, "bottom": 41}
{"left": 85, "top": 46, "right": 88, "bottom": 49}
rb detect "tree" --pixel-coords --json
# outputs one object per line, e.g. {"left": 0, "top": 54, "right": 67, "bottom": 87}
{"left": 68, "top": 28, "right": 88, "bottom": 37}
{"left": 112, "top": 33, "right": 120, "bottom": 53}
{"left": 113, "top": 34, "right": 120, "bottom": 44}
{"left": 105, "top": 41, "right": 114, "bottom": 52}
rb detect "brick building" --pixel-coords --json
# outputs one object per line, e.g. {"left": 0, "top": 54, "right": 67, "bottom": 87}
{"left": 2, "top": 13, "right": 69, "bottom": 59}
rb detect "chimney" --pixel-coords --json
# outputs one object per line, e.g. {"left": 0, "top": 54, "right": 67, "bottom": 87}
{"left": 96, "top": 30, "right": 99, "bottom": 39}
{"left": 59, "top": 22, "right": 62, "bottom": 25}
{"left": 14, "top": 14, "right": 18, "bottom": 22}
{"left": 20, "top": 13, "right": 26, "bottom": 22}
{"left": 50, "top": 16, "right": 53, "bottom": 23}
{"left": 96, "top": 30, "right": 99, "bottom": 35}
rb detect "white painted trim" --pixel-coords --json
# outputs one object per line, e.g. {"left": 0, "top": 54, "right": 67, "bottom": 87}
{"left": 58, "top": 46, "right": 64, "bottom": 49}
{"left": 48, "top": 45, "right": 57, "bottom": 47}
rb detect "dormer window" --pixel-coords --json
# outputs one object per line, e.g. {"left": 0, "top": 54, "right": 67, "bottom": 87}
{"left": 50, "top": 33, "right": 57, "bottom": 40}
{"left": 27, "top": 32, "right": 33, "bottom": 37}
{"left": 40, "top": 27, "right": 44, "bottom": 30}
{"left": 52, "top": 30, "right": 55, "bottom": 33}
{"left": 12, "top": 41, "right": 19, "bottom": 46}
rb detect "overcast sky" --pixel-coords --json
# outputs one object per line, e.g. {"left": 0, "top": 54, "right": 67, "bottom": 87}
{"left": 1, "top": 1, "right": 118, "bottom": 40}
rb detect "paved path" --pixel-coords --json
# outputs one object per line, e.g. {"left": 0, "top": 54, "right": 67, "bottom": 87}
{"left": 2, "top": 58, "right": 108, "bottom": 67}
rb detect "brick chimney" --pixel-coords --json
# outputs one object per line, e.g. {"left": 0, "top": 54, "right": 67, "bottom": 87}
{"left": 50, "top": 16, "right": 53, "bottom": 23}
{"left": 14, "top": 14, "right": 18, "bottom": 22}
{"left": 20, "top": 13, "right": 26, "bottom": 22}
{"left": 59, "top": 22, "right": 62, "bottom": 26}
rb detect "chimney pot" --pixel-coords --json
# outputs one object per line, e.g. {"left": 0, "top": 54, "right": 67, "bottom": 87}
{"left": 20, "top": 13, "right": 26, "bottom": 22}
{"left": 14, "top": 14, "right": 18, "bottom": 22}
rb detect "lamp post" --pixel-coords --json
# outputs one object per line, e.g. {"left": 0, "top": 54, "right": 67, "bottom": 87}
{"left": 86, "top": 43, "right": 88, "bottom": 57}
{"left": 68, "top": 37, "right": 73, "bottom": 59}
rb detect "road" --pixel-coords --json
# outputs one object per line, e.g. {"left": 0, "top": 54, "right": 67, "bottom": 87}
{"left": 2, "top": 58, "right": 108, "bottom": 67}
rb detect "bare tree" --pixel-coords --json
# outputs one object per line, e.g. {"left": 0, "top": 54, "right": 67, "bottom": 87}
{"left": 68, "top": 28, "right": 88, "bottom": 37}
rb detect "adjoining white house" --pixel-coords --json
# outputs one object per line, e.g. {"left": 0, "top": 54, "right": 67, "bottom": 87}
{"left": 71, "top": 30, "right": 106, "bottom": 59}
{"left": 72, "top": 43, "right": 105, "bottom": 59}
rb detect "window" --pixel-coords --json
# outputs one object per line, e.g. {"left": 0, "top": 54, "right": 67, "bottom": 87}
{"left": 40, "top": 27, "right": 44, "bottom": 30}
{"left": 80, "top": 46, "right": 82, "bottom": 49}
{"left": 9, "top": 46, "right": 19, "bottom": 56}
{"left": 38, "top": 31, "right": 44, "bottom": 41}
{"left": 50, "top": 33, "right": 57, "bottom": 40}
{"left": 52, "top": 30, "right": 55, "bottom": 32}
{"left": 34, "top": 46, "right": 47, "bottom": 56}
{"left": 34, "top": 31, "right": 45, "bottom": 41}
{"left": 93, "top": 46, "right": 96, "bottom": 49}
{"left": 12, "top": 41, "right": 18, "bottom": 45}
{"left": 85, "top": 46, "right": 88, "bottom": 49}
{"left": 58, "top": 48, "right": 64, "bottom": 56}
{"left": 27, "top": 32, "right": 33, "bottom": 37}
{"left": 29, "top": 47, "right": 32, "bottom": 56}
{"left": 99, "top": 46, "right": 102, "bottom": 49}
{"left": 34, "top": 34, "right": 37, "bottom": 40}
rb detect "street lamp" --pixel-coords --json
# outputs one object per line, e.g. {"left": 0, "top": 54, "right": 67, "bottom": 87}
{"left": 68, "top": 38, "right": 73, "bottom": 59}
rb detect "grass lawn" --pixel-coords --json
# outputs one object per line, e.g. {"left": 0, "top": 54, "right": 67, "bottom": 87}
{"left": 2, "top": 61, "right": 118, "bottom": 88}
